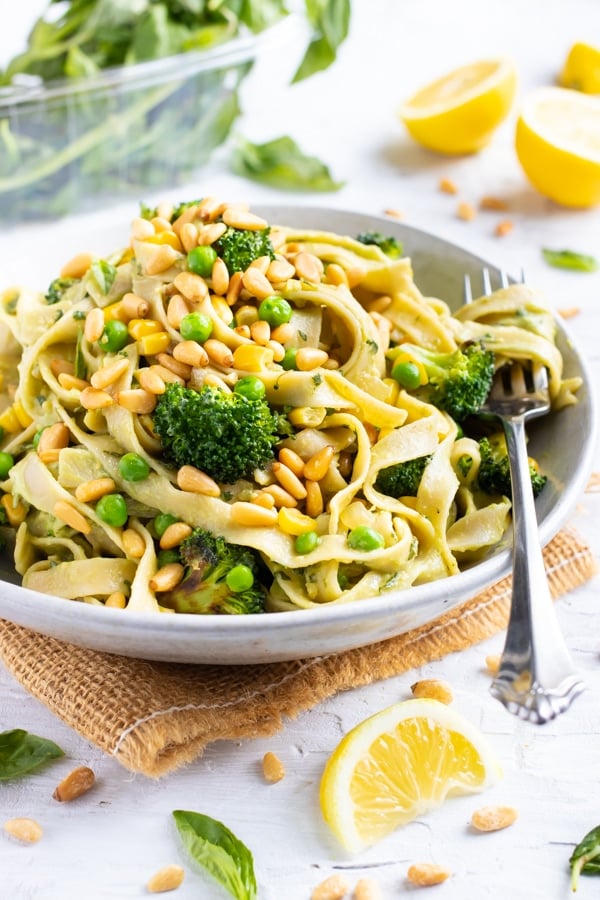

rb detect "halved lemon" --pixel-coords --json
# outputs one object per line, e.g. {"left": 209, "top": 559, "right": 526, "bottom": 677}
{"left": 515, "top": 87, "right": 600, "bottom": 207}
{"left": 320, "top": 699, "right": 502, "bottom": 854}
{"left": 398, "top": 58, "right": 517, "bottom": 154}
{"left": 559, "top": 42, "right": 600, "bottom": 94}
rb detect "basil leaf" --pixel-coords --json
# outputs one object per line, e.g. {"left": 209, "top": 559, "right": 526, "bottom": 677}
{"left": 293, "top": 0, "right": 351, "bottom": 82}
{"left": 232, "top": 135, "right": 343, "bottom": 192}
{"left": 0, "top": 729, "right": 64, "bottom": 780}
{"left": 570, "top": 824, "right": 600, "bottom": 891}
{"left": 90, "top": 259, "right": 118, "bottom": 294}
{"left": 542, "top": 248, "right": 599, "bottom": 272}
{"left": 173, "top": 809, "right": 256, "bottom": 900}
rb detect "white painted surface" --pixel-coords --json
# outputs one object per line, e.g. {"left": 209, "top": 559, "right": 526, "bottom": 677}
{"left": 1, "top": 1, "right": 600, "bottom": 897}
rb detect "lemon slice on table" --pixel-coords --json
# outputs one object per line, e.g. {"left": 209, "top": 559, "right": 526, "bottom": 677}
{"left": 559, "top": 42, "right": 600, "bottom": 94}
{"left": 398, "top": 58, "right": 517, "bottom": 154}
{"left": 320, "top": 699, "right": 502, "bottom": 854}
{"left": 515, "top": 87, "right": 600, "bottom": 207}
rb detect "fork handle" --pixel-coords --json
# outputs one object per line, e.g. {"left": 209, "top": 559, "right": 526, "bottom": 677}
{"left": 490, "top": 415, "right": 584, "bottom": 720}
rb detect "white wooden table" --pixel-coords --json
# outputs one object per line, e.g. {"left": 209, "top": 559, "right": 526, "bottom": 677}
{"left": 1, "top": 2, "right": 600, "bottom": 897}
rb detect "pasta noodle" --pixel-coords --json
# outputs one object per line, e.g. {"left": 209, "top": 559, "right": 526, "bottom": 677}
{"left": 0, "top": 201, "right": 579, "bottom": 614}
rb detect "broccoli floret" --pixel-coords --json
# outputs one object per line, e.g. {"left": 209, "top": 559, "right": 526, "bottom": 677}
{"left": 397, "top": 341, "right": 495, "bottom": 422}
{"left": 374, "top": 454, "right": 432, "bottom": 498}
{"left": 214, "top": 226, "right": 275, "bottom": 274}
{"left": 170, "top": 199, "right": 203, "bottom": 221}
{"left": 45, "top": 277, "right": 77, "bottom": 305}
{"left": 161, "top": 528, "right": 266, "bottom": 614}
{"left": 477, "top": 434, "right": 547, "bottom": 498}
{"left": 152, "top": 383, "right": 279, "bottom": 484}
{"left": 356, "top": 231, "right": 403, "bottom": 259}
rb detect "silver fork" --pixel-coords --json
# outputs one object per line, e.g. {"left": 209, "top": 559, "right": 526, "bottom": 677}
{"left": 465, "top": 269, "right": 585, "bottom": 724}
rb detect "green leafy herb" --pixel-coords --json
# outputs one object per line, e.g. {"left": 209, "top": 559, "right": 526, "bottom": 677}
{"left": 570, "top": 825, "right": 600, "bottom": 891}
{"left": 173, "top": 809, "right": 257, "bottom": 900}
{"left": 231, "top": 135, "right": 343, "bottom": 192}
{"left": 46, "top": 277, "right": 77, "bottom": 305}
{"left": 357, "top": 231, "right": 403, "bottom": 259}
{"left": 90, "top": 259, "right": 118, "bottom": 294}
{"left": 542, "top": 248, "right": 599, "bottom": 272}
{"left": 0, "top": 729, "right": 64, "bottom": 780}
{"left": 293, "top": 0, "right": 351, "bottom": 82}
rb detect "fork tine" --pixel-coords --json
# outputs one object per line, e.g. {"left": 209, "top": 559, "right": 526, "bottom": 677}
{"left": 532, "top": 361, "right": 549, "bottom": 393}
{"left": 500, "top": 270, "right": 509, "bottom": 289}
{"left": 463, "top": 273, "right": 473, "bottom": 304}
{"left": 482, "top": 267, "right": 492, "bottom": 296}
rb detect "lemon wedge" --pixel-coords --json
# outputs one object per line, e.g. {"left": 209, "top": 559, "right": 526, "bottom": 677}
{"left": 398, "top": 58, "right": 517, "bottom": 154}
{"left": 559, "top": 42, "right": 600, "bottom": 94}
{"left": 320, "top": 699, "right": 502, "bottom": 854}
{"left": 515, "top": 87, "right": 600, "bottom": 207}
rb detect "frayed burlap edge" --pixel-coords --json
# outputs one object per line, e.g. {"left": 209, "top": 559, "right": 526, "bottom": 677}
{"left": 0, "top": 528, "right": 597, "bottom": 777}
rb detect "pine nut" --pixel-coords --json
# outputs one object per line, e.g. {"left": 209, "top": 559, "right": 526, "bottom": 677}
{"left": 149, "top": 364, "right": 185, "bottom": 386}
{"left": 304, "top": 445, "right": 334, "bottom": 481}
{"left": 354, "top": 878, "right": 382, "bottom": 900}
{"left": 84, "top": 307, "right": 105, "bottom": 342}
{"left": 37, "top": 448, "right": 61, "bottom": 465}
{"left": 90, "top": 357, "right": 129, "bottom": 389}
{"left": 267, "top": 258, "right": 295, "bottom": 282}
{"left": 122, "top": 528, "right": 146, "bottom": 558}
{"left": 4, "top": 817, "right": 43, "bottom": 843}
{"left": 60, "top": 252, "right": 93, "bottom": 279}
{"left": 485, "top": 653, "right": 501, "bottom": 674}
{"left": 120, "top": 292, "right": 149, "bottom": 320}
{"left": 180, "top": 222, "right": 199, "bottom": 252}
{"left": 294, "top": 252, "right": 324, "bottom": 283}
{"left": 248, "top": 255, "right": 271, "bottom": 275}
{"left": 494, "top": 219, "right": 514, "bottom": 237}
{"left": 269, "top": 229, "right": 286, "bottom": 250}
{"left": 480, "top": 195, "right": 508, "bottom": 211}
{"left": 457, "top": 201, "right": 476, "bottom": 221}
{"left": 367, "top": 295, "right": 392, "bottom": 314}
{"left": 145, "top": 244, "right": 180, "bottom": 275}
{"left": 105, "top": 591, "right": 127, "bottom": 608}
{"left": 222, "top": 209, "right": 267, "bottom": 231}
{"left": 137, "top": 368, "right": 167, "bottom": 395}
{"left": 172, "top": 205, "right": 199, "bottom": 234}
{"left": 150, "top": 563, "right": 185, "bottom": 592}
{"left": 266, "top": 339, "right": 285, "bottom": 362}
{"left": 75, "top": 477, "right": 116, "bottom": 503}
{"left": 439, "top": 176, "right": 458, "bottom": 194}
{"left": 177, "top": 465, "right": 220, "bottom": 496}
{"left": 323, "top": 358, "right": 339, "bottom": 370}
{"left": 204, "top": 339, "right": 234, "bottom": 368}
{"left": 270, "top": 323, "right": 294, "bottom": 344}
{"left": 147, "top": 865, "right": 185, "bottom": 894}
{"left": 346, "top": 265, "right": 366, "bottom": 288}
{"left": 242, "top": 267, "right": 274, "bottom": 300}
{"left": 305, "top": 479, "right": 324, "bottom": 518}
{"left": 160, "top": 521, "right": 193, "bottom": 549}
{"left": 167, "top": 294, "right": 190, "bottom": 329}
{"left": 296, "top": 348, "right": 329, "bottom": 371}
{"left": 311, "top": 874, "right": 350, "bottom": 900}
{"left": 53, "top": 500, "right": 91, "bottom": 534}
{"left": 204, "top": 373, "right": 232, "bottom": 392}
{"left": 0, "top": 495, "right": 27, "bottom": 526}
{"left": 50, "top": 359, "right": 75, "bottom": 378}
{"left": 226, "top": 271, "right": 244, "bottom": 305}
{"left": 80, "top": 387, "right": 114, "bottom": 410}
{"left": 211, "top": 257, "right": 230, "bottom": 296}
{"left": 262, "top": 484, "right": 298, "bottom": 508}
{"left": 324, "top": 263, "right": 348, "bottom": 287}
{"left": 338, "top": 451, "right": 354, "bottom": 478}
{"left": 197, "top": 222, "right": 227, "bottom": 245}
{"left": 278, "top": 447, "right": 305, "bottom": 477}
{"left": 234, "top": 325, "right": 252, "bottom": 339}
{"left": 173, "top": 271, "right": 208, "bottom": 301}
{"left": 471, "top": 805, "right": 518, "bottom": 832}
{"left": 173, "top": 340, "right": 209, "bottom": 368}
{"left": 407, "top": 864, "right": 451, "bottom": 887}
{"left": 156, "top": 353, "right": 192, "bottom": 380}
{"left": 262, "top": 751, "right": 285, "bottom": 783}
{"left": 252, "top": 492, "right": 276, "bottom": 509}
{"left": 151, "top": 216, "right": 172, "bottom": 233}
{"left": 197, "top": 196, "right": 221, "bottom": 221}
{"left": 131, "top": 216, "right": 155, "bottom": 240}
{"left": 384, "top": 207, "right": 404, "bottom": 219}
{"left": 230, "top": 502, "right": 278, "bottom": 527}
{"left": 213, "top": 295, "right": 234, "bottom": 324}
{"left": 53, "top": 766, "right": 95, "bottom": 802}
{"left": 272, "top": 462, "right": 307, "bottom": 499}
{"left": 250, "top": 320, "right": 271, "bottom": 345}
{"left": 410, "top": 679, "right": 454, "bottom": 704}
{"left": 58, "top": 372, "right": 90, "bottom": 391}
{"left": 117, "top": 389, "right": 157, "bottom": 414}
{"left": 235, "top": 304, "right": 259, "bottom": 326}
{"left": 37, "top": 423, "right": 69, "bottom": 456}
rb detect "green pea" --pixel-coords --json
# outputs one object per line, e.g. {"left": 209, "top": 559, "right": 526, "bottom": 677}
{"left": 154, "top": 513, "right": 178, "bottom": 537}
{"left": 281, "top": 348, "right": 298, "bottom": 370}
{"left": 391, "top": 360, "right": 421, "bottom": 390}
{"left": 179, "top": 311, "right": 213, "bottom": 343}
{"left": 295, "top": 531, "right": 320, "bottom": 555}
{"left": 119, "top": 452, "right": 150, "bottom": 482}
{"left": 347, "top": 525, "right": 385, "bottom": 552}
{"left": 99, "top": 319, "right": 129, "bottom": 353}
{"left": 0, "top": 451, "right": 14, "bottom": 479}
{"left": 225, "top": 565, "right": 254, "bottom": 593}
{"left": 258, "top": 295, "right": 292, "bottom": 327}
{"left": 95, "top": 493, "right": 128, "bottom": 527}
{"left": 157, "top": 548, "right": 181, "bottom": 568}
{"left": 234, "top": 376, "right": 266, "bottom": 401}
{"left": 187, "top": 245, "right": 217, "bottom": 277}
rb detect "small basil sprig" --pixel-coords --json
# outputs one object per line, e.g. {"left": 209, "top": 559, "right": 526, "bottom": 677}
{"left": 0, "top": 729, "right": 64, "bottom": 780}
{"left": 542, "top": 248, "right": 598, "bottom": 272}
{"left": 173, "top": 810, "right": 256, "bottom": 900}
{"left": 570, "top": 825, "right": 600, "bottom": 891}
{"left": 232, "top": 135, "right": 343, "bottom": 192}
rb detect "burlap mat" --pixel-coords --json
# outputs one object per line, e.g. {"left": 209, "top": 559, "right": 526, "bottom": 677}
{"left": 0, "top": 528, "right": 596, "bottom": 778}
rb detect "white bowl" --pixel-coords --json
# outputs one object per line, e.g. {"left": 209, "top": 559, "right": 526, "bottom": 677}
{"left": 0, "top": 206, "right": 595, "bottom": 663}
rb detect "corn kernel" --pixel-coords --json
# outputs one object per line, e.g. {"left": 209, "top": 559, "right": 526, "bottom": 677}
{"left": 11, "top": 401, "right": 32, "bottom": 428}
{"left": 103, "top": 301, "right": 128, "bottom": 322}
{"left": 144, "top": 231, "right": 183, "bottom": 251}
{"left": 232, "top": 344, "right": 274, "bottom": 372}
{"left": 0, "top": 406, "right": 21, "bottom": 433}
{"left": 137, "top": 332, "right": 171, "bottom": 357}
{"left": 277, "top": 507, "right": 316, "bottom": 536}
{"left": 128, "top": 318, "right": 162, "bottom": 340}
{"left": 1, "top": 494, "right": 27, "bottom": 526}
